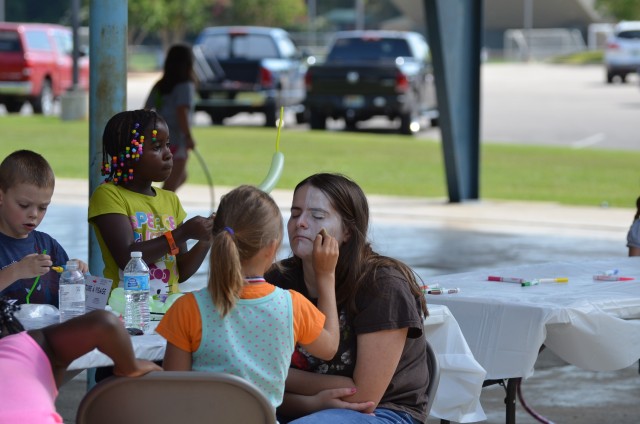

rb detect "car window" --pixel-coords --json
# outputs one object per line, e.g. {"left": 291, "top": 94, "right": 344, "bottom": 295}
{"left": 275, "top": 34, "right": 297, "bottom": 59}
{"left": 24, "top": 30, "right": 53, "bottom": 51}
{"left": 230, "top": 34, "right": 278, "bottom": 59}
{"left": 53, "top": 30, "right": 73, "bottom": 55}
{"left": 328, "top": 38, "right": 412, "bottom": 61}
{"left": 200, "top": 33, "right": 279, "bottom": 59}
{"left": 200, "top": 34, "right": 229, "bottom": 58}
{"left": 617, "top": 30, "right": 640, "bottom": 40}
{"left": 0, "top": 31, "right": 21, "bottom": 52}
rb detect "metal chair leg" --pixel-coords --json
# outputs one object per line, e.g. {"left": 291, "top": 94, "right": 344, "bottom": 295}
{"left": 505, "top": 378, "right": 520, "bottom": 424}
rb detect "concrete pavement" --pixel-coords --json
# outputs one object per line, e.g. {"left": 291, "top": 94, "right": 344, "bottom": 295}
{"left": 48, "top": 179, "right": 638, "bottom": 423}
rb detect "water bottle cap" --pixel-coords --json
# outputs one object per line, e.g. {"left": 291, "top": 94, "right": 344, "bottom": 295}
{"left": 65, "top": 260, "right": 79, "bottom": 270}
{"left": 131, "top": 251, "right": 142, "bottom": 258}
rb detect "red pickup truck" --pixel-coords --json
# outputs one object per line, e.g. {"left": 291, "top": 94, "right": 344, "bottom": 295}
{"left": 0, "top": 22, "right": 89, "bottom": 115}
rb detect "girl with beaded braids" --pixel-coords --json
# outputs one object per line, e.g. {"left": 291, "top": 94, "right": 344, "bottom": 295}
{"left": 0, "top": 297, "right": 160, "bottom": 422}
{"left": 156, "top": 185, "right": 341, "bottom": 410}
{"left": 88, "top": 109, "right": 214, "bottom": 298}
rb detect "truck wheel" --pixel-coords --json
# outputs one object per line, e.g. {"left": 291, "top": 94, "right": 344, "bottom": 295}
{"left": 309, "top": 111, "right": 326, "bottom": 130}
{"left": 31, "top": 79, "right": 54, "bottom": 115}
{"left": 295, "top": 110, "right": 309, "bottom": 124}
{"left": 264, "top": 104, "right": 277, "bottom": 128}
{"left": 399, "top": 112, "right": 416, "bottom": 135}
{"left": 345, "top": 118, "right": 357, "bottom": 131}
{"left": 208, "top": 112, "right": 225, "bottom": 125}
{"left": 4, "top": 100, "right": 23, "bottom": 113}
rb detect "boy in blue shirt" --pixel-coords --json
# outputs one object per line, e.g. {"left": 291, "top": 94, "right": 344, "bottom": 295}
{"left": 0, "top": 150, "right": 87, "bottom": 306}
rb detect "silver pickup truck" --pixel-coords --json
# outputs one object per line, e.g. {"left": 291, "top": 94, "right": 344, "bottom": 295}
{"left": 193, "top": 26, "right": 307, "bottom": 127}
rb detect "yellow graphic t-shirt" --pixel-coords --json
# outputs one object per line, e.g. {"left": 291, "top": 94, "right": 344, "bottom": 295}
{"left": 88, "top": 182, "right": 187, "bottom": 295}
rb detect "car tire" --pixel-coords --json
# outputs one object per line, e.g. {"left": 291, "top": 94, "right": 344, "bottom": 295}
{"left": 208, "top": 112, "right": 225, "bottom": 125}
{"left": 345, "top": 118, "right": 357, "bottom": 131}
{"left": 31, "top": 79, "right": 54, "bottom": 115}
{"left": 399, "top": 112, "right": 417, "bottom": 135}
{"left": 295, "top": 110, "right": 308, "bottom": 124}
{"left": 4, "top": 99, "right": 23, "bottom": 113}
{"left": 264, "top": 103, "right": 277, "bottom": 128}
{"left": 309, "top": 110, "right": 326, "bottom": 130}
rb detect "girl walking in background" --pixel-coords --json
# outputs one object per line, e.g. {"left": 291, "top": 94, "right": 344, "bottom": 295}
{"left": 157, "top": 185, "right": 341, "bottom": 410}
{"left": 145, "top": 44, "right": 197, "bottom": 192}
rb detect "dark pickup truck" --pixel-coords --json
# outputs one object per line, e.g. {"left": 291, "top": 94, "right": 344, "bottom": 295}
{"left": 193, "top": 26, "right": 307, "bottom": 127}
{"left": 304, "top": 30, "right": 438, "bottom": 135}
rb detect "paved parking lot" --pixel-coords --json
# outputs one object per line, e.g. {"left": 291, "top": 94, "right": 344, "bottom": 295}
{"left": 4, "top": 63, "right": 638, "bottom": 151}
{"left": 134, "top": 63, "right": 640, "bottom": 151}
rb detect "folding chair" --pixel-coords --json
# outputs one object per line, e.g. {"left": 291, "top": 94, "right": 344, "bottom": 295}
{"left": 425, "top": 339, "right": 441, "bottom": 418}
{"left": 76, "top": 371, "right": 276, "bottom": 424}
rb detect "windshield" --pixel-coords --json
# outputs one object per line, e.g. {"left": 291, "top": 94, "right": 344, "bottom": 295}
{"left": 0, "top": 31, "right": 21, "bottom": 52}
{"left": 328, "top": 38, "right": 412, "bottom": 61}
{"left": 617, "top": 30, "right": 640, "bottom": 40}
{"left": 200, "top": 33, "right": 279, "bottom": 59}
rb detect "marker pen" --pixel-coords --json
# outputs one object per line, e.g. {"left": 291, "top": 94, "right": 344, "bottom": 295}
{"left": 420, "top": 284, "right": 440, "bottom": 293}
{"left": 521, "top": 280, "right": 539, "bottom": 287}
{"left": 488, "top": 276, "right": 525, "bottom": 284}
{"left": 534, "top": 278, "right": 568, "bottom": 284}
{"left": 593, "top": 275, "right": 634, "bottom": 281}
{"left": 427, "top": 288, "right": 460, "bottom": 295}
{"left": 51, "top": 265, "right": 91, "bottom": 277}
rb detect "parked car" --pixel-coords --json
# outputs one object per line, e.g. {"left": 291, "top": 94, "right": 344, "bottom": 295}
{"left": 0, "top": 22, "right": 89, "bottom": 115}
{"left": 193, "top": 26, "right": 307, "bottom": 127}
{"left": 604, "top": 21, "right": 640, "bottom": 84}
{"left": 303, "top": 30, "right": 438, "bottom": 135}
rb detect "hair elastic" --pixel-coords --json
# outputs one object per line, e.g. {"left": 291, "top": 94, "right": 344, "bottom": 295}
{"left": 224, "top": 227, "right": 234, "bottom": 235}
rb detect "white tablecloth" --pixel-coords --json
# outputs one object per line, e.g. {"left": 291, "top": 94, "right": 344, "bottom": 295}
{"left": 424, "top": 304, "right": 486, "bottom": 422}
{"left": 425, "top": 257, "right": 640, "bottom": 380}
{"left": 66, "top": 305, "right": 487, "bottom": 423}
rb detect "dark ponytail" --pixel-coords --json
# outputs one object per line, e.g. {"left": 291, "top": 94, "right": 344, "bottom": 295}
{"left": 0, "top": 297, "right": 25, "bottom": 339}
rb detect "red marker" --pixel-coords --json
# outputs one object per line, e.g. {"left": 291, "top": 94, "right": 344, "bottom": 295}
{"left": 593, "top": 275, "right": 634, "bottom": 281}
{"left": 488, "top": 276, "right": 525, "bottom": 284}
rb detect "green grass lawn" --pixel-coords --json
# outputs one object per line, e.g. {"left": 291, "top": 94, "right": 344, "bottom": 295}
{"left": 1, "top": 115, "right": 639, "bottom": 208}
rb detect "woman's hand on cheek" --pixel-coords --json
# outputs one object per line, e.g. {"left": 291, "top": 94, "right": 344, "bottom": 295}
{"left": 312, "top": 229, "right": 339, "bottom": 280}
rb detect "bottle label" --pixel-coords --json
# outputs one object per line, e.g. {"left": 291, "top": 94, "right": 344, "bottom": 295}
{"left": 124, "top": 275, "right": 149, "bottom": 291}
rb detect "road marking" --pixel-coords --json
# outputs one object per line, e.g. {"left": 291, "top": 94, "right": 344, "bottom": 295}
{"left": 572, "top": 133, "right": 605, "bottom": 149}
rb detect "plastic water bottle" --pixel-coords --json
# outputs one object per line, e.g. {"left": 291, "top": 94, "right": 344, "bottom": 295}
{"left": 123, "top": 251, "right": 150, "bottom": 333}
{"left": 59, "top": 260, "right": 86, "bottom": 322}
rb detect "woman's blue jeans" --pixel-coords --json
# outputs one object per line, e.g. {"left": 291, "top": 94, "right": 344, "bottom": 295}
{"left": 285, "top": 408, "right": 421, "bottom": 424}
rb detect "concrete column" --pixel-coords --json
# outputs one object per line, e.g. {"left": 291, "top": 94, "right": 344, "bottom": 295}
{"left": 424, "top": 0, "right": 482, "bottom": 202}
{"left": 88, "top": 0, "right": 127, "bottom": 276}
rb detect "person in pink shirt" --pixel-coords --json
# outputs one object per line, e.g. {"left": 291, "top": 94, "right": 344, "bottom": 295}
{"left": 0, "top": 297, "right": 160, "bottom": 423}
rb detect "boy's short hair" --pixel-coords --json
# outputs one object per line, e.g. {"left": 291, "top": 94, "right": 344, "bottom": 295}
{"left": 0, "top": 150, "right": 55, "bottom": 191}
